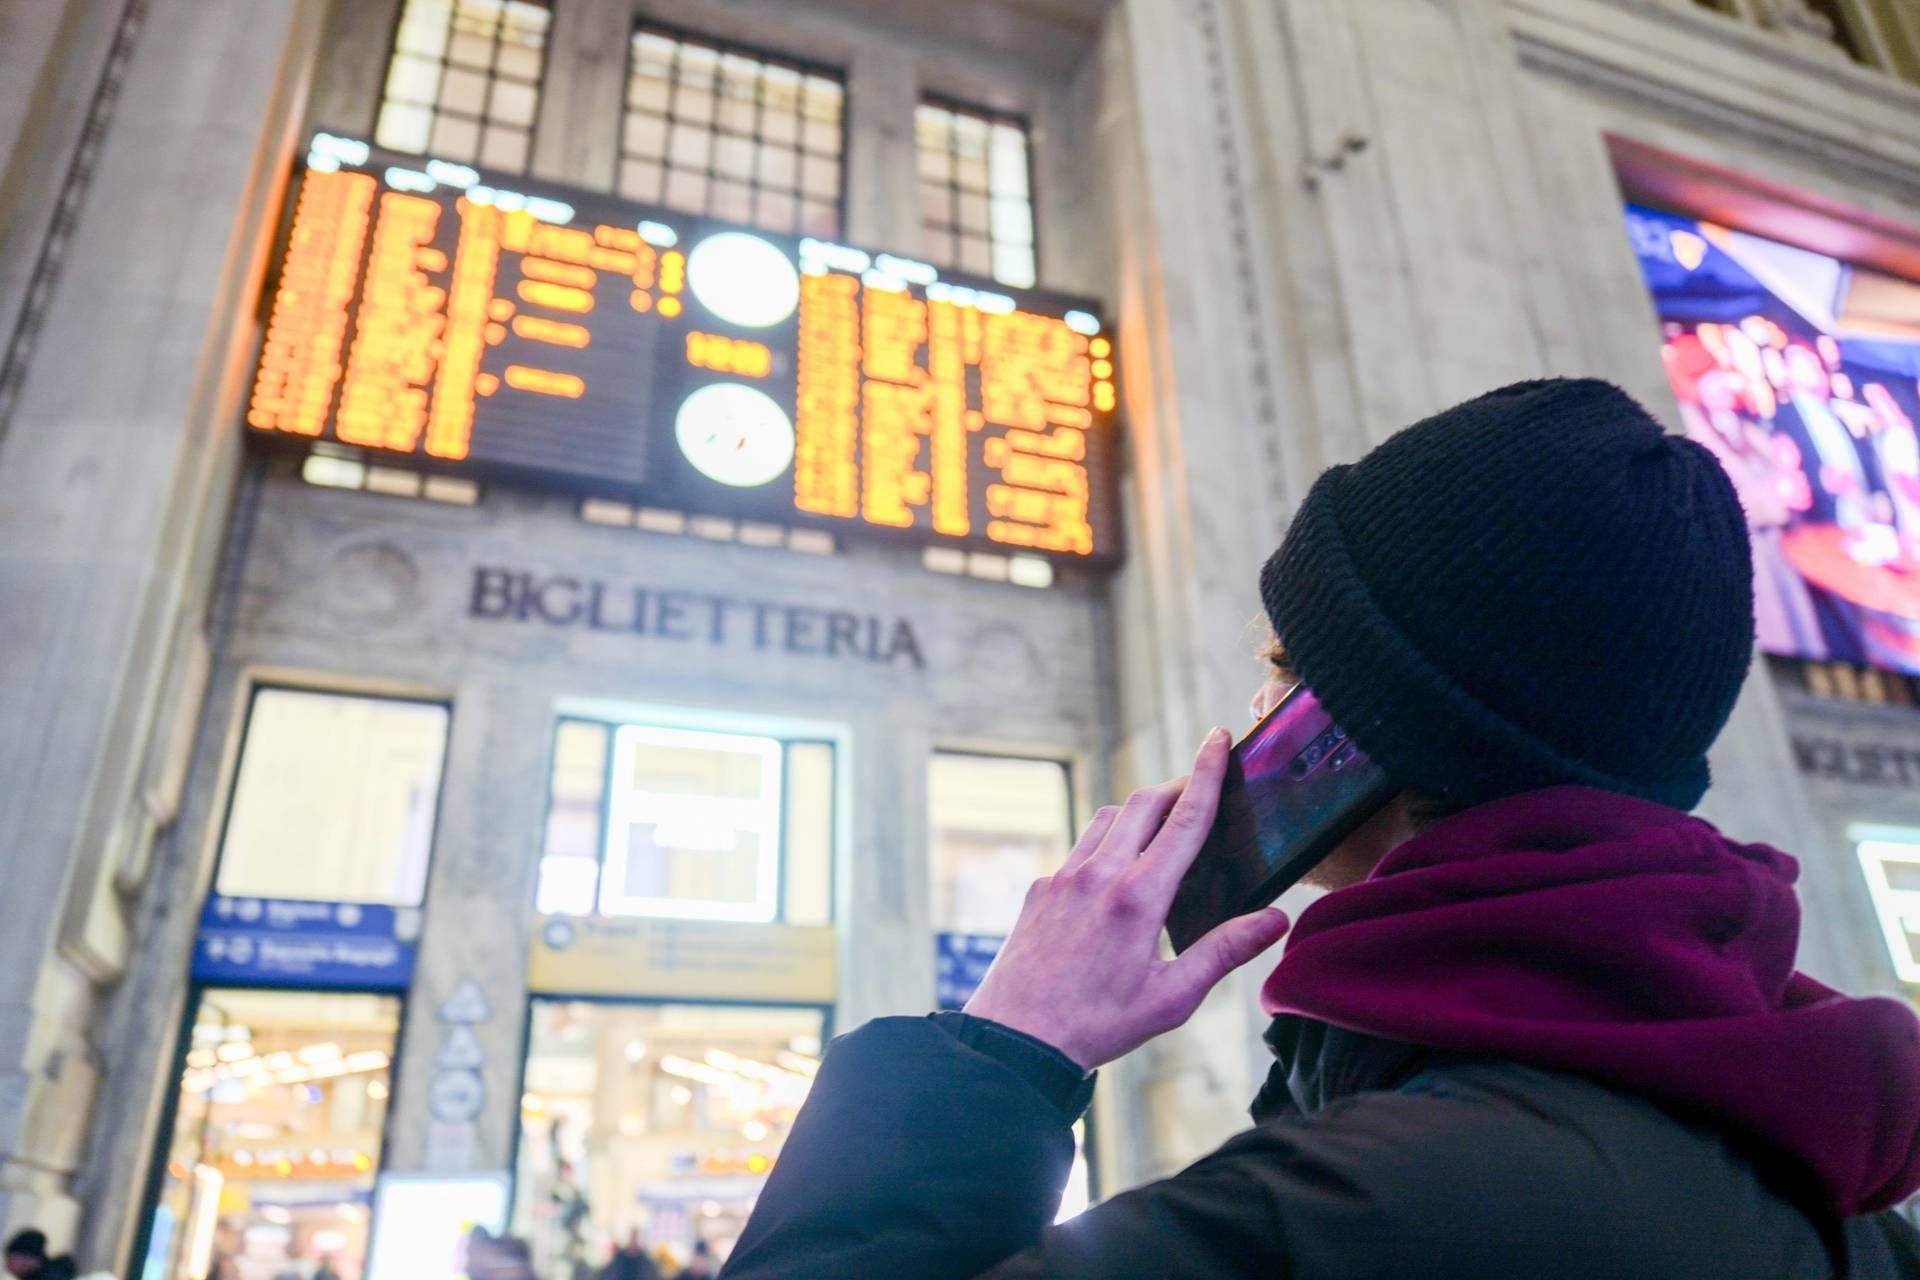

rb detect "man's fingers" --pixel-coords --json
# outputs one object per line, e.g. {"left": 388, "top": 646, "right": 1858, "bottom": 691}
{"left": 1058, "top": 805, "right": 1122, "bottom": 874}
{"left": 1135, "top": 728, "right": 1232, "bottom": 890}
{"left": 1083, "top": 778, "right": 1185, "bottom": 876}
{"left": 1163, "top": 907, "right": 1292, "bottom": 1011}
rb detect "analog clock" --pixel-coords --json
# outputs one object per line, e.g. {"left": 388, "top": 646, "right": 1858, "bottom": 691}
{"left": 673, "top": 383, "right": 795, "bottom": 488}
{"left": 686, "top": 231, "right": 801, "bottom": 329}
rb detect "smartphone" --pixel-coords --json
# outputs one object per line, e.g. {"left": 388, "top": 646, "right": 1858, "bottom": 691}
{"left": 1165, "top": 685, "right": 1396, "bottom": 953}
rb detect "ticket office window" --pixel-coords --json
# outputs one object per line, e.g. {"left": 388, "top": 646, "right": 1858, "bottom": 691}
{"left": 215, "top": 688, "right": 450, "bottom": 907}
{"left": 141, "top": 990, "right": 401, "bottom": 1280}
{"left": 374, "top": 0, "right": 552, "bottom": 171}
{"left": 513, "top": 999, "right": 826, "bottom": 1276}
{"left": 536, "top": 719, "right": 835, "bottom": 924}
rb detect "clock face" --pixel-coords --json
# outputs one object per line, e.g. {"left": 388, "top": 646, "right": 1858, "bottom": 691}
{"left": 674, "top": 383, "right": 796, "bottom": 488}
{"left": 686, "top": 231, "right": 801, "bottom": 329}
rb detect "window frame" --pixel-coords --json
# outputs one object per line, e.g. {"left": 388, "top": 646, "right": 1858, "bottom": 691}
{"left": 617, "top": 17, "right": 850, "bottom": 237}
{"left": 1852, "top": 824, "right": 1920, "bottom": 984}
{"left": 536, "top": 706, "right": 844, "bottom": 926}
{"left": 373, "top": 0, "right": 555, "bottom": 172}
{"left": 206, "top": 676, "right": 455, "bottom": 910}
{"left": 914, "top": 92, "right": 1041, "bottom": 288}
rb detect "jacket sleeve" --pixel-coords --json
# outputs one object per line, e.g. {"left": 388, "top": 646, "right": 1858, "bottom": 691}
{"left": 723, "top": 1015, "right": 1327, "bottom": 1280}
{"left": 719, "top": 1015, "right": 1082, "bottom": 1279}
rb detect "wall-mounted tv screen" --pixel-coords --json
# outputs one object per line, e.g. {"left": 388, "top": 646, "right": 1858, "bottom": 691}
{"left": 1627, "top": 203, "right": 1920, "bottom": 673}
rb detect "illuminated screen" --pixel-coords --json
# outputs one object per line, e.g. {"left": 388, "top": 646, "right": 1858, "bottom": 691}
{"left": 249, "top": 133, "right": 1119, "bottom": 562}
{"left": 1626, "top": 204, "right": 1920, "bottom": 672}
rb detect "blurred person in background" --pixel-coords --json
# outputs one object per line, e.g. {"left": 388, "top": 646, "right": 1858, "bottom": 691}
{"left": 721, "top": 380, "right": 1920, "bottom": 1278}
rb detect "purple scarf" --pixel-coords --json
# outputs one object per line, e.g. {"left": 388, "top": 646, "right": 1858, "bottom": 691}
{"left": 1263, "top": 786, "right": 1920, "bottom": 1216}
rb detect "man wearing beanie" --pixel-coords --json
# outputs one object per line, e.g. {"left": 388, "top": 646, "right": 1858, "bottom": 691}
{"left": 723, "top": 379, "right": 1920, "bottom": 1278}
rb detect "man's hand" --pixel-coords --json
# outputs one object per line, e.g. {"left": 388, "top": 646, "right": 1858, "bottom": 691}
{"left": 964, "top": 728, "right": 1294, "bottom": 1070}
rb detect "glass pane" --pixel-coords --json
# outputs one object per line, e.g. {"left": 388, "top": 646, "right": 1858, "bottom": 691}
{"left": 617, "top": 157, "right": 663, "bottom": 202}
{"left": 384, "top": 53, "right": 443, "bottom": 106}
{"left": 754, "top": 188, "right": 796, "bottom": 232}
{"left": 141, "top": 991, "right": 399, "bottom": 1280}
{"left": 496, "top": 41, "right": 543, "bottom": 81}
{"left": 623, "top": 111, "right": 668, "bottom": 158}
{"left": 798, "top": 198, "right": 837, "bottom": 237}
{"left": 447, "top": 29, "right": 495, "bottom": 69}
{"left": 918, "top": 181, "right": 952, "bottom": 229}
{"left": 990, "top": 196, "right": 1033, "bottom": 246}
{"left": 921, "top": 226, "right": 955, "bottom": 267}
{"left": 664, "top": 167, "right": 708, "bottom": 212}
{"left": 543, "top": 721, "right": 608, "bottom": 855}
{"left": 632, "top": 31, "right": 676, "bottom": 76}
{"left": 757, "top": 143, "right": 795, "bottom": 189}
{"left": 993, "top": 242, "right": 1036, "bottom": 289}
{"left": 717, "top": 94, "right": 758, "bottom": 135}
{"left": 760, "top": 108, "right": 798, "bottom": 146}
{"left": 668, "top": 123, "right": 712, "bottom": 168}
{"left": 627, "top": 72, "right": 672, "bottom": 114}
{"left": 712, "top": 178, "right": 752, "bottom": 223}
{"left": 600, "top": 726, "right": 781, "bottom": 920}
{"left": 993, "top": 243, "right": 1036, "bottom": 289}
{"left": 990, "top": 135, "right": 1029, "bottom": 197}
{"left": 675, "top": 85, "right": 716, "bottom": 125}
{"left": 374, "top": 101, "right": 433, "bottom": 153}
{"left": 955, "top": 156, "right": 989, "bottom": 194}
{"left": 959, "top": 235, "right": 993, "bottom": 276}
{"left": 429, "top": 112, "right": 481, "bottom": 160}
{"left": 800, "top": 154, "right": 838, "bottom": 199}
{"left": 489, "top": 78, "right": 538, "bottom": 126}
{"left": 928, "top": 754, "right": 1071, "bottom": 934}
{"left": 216, "top": 690, "right": 448, "bottom": 906}
{"left": 918, "top": 147, "right": 952, "bottom": 182}
{"left": 801, "top": 119, "right": 839, "bottom": 156}
{"left": 952, "top": 111, "right": 988, "bottom": 157}
{"left": 676, "top": 42, "right": 720, "bottom": 85}
{"left": 395, "top": 8, "right": 451, "bottom": 59}
{"left": 957, "top": 191, "right": 991, "bottom": 235}
{"left": 915, "top": 105, "right": 950, "bottom": 150}
{"left": 479, "top": 123, "right": 529, "bottom": 171}
{"left": 802, "top": 76, "right": 841, "bottom": 119}
{"left": 763, "top": 64, "right": 801, "bottom": 112}
{"left": 439, "top": 66, "right": 488, "bottom": 114}
{"left": 714, "top": 133, "right": 754, "bottom": 179}
{"left": 514, "top": 1001, "right": 825, "bottom": 1275}
{"left": 783, "top": 743, "right": 833, "bottom": 926}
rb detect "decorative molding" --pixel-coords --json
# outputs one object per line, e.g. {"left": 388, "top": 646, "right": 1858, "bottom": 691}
{"left": 1508, "top": 0, "right": 1920, "bottom": 201}
{"left": 1195, "top": 0, "right": 1283, "bottom": 461}
{"left": 0, "top": 0, "right": 148, "bottom": 443}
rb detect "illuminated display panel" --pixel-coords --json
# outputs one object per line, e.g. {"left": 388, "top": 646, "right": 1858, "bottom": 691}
{"left": 249, "top": 133, "right": 1120, "bottom": 563}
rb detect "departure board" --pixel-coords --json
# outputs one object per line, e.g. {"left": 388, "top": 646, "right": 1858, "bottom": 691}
{"left": 248, "top": 133, "right": 1120, "bottom": 563}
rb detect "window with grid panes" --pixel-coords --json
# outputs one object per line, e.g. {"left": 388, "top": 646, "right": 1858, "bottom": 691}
{"left": 375, "top": 0, "right": 550, "bottom": 172}
{"left": 620, "top": 25, "right": 845, "bottom": 237}
{"left": 916, "top": 99, "right": 1035, "bottom": 288}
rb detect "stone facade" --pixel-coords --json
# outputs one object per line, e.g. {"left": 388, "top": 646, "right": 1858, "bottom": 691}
{"left": 3, "top": 0, "right": 1920, "bottom": 1269}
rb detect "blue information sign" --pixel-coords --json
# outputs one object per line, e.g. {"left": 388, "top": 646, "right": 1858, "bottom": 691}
{"left": 192, "top": 895, "right": 419, "bottom": 989}
{"left": 935, "top": 932, "right": 1005, "bottom": 1010}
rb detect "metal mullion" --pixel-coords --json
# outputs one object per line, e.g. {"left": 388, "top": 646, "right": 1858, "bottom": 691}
{"left": 748, "top": 52, "right": 769, "bottom": 221}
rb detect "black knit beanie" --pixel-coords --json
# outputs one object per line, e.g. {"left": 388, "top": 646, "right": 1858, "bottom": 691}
{"left": 1260, "top": 378, "right": 1754, "bottom": 812}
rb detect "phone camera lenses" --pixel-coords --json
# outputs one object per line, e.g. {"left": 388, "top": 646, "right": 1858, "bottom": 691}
{"left": 1328, "top": 742, "right": 1357, "bottom": 771}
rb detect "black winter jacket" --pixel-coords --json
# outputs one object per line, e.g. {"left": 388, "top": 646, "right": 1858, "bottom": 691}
{"left": 723, "top": 1013, "right": 1920, "bottom": 1278}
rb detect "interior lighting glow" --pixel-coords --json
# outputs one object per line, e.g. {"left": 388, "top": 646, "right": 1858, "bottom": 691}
{"left": 637, "top": 220, "right": 678, "bottom": 247}
{"left": 384, "top": 167, "right": 435, "bottom": 194}
{"left": 875, "top": 253, "right": 938, "bottom": 285}
{"left": 1063, "top": 310, "right": 1100, "bottom": 336}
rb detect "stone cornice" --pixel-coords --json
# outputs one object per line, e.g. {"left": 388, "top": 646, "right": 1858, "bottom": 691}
{"left": 1507, "top": 0, "right": 1920, "bottom": 201}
